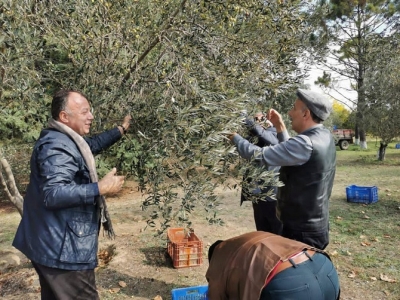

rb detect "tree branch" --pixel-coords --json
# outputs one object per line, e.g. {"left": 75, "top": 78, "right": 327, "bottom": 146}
{"left": 0, "top": 158, "right": 23, "bottom": 216}
{"left": 121, "top": 0, "right": 188, "bottom": 85}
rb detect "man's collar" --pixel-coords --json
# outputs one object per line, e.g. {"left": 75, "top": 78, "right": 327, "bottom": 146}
{"left": 300, "top": 124, "right": 323, "bottom": 134}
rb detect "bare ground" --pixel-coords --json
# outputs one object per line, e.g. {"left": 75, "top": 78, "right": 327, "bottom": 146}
{"left": 0, "top": 179, "right": 399, "bottom": 300}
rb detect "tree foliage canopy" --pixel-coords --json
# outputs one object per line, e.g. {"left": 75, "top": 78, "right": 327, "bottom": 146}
{"left": 1, "top": 0, "right": 323, "bottom": 233}
{"left": 331, "top": 100, "right": 351, "bottom": 128}
{"left": 315, "top": 0, "right": 400, "bottom": 147}
{"left": 363, "top": 33, "right": 400, "bottom": 146}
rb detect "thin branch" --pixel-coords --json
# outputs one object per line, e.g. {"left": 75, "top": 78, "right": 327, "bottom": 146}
{"left": 121, "top": 0, "right": 188, "bottom": 85}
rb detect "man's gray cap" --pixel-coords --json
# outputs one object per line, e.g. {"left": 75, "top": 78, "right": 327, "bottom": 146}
{"left": 296, "top": 89, "right": 333, "bottom": 121}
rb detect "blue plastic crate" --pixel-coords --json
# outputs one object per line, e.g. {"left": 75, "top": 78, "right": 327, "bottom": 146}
{"left": 171, "top": 285, "right": 208, "bottom": 300}
{"left": 396, "top": 143, "right": 400, "bottom": 149}
{"left": 346, "top": 185, "right": 378, "bottom": 204}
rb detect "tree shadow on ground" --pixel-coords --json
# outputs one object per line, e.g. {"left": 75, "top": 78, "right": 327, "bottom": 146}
{"left": 0, "top": 264, "right": 39, "bottom": 298}
{"left": 139, "top": 246, "right": 173, "bottom": 268}
{"left": 96, "top": 268, "right": 183, "bottom": 299}
{"left": 0, "top": 259, "right": 183, "bottom": 300}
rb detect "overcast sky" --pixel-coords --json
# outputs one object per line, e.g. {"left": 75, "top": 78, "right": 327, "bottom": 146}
{"left": 304, "top": 64, "right": 357, "bottom": 111}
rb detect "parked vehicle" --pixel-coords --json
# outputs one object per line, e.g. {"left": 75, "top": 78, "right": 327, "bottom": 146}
{"left": 332, "top": 129, "right": 354, "bottom": 150}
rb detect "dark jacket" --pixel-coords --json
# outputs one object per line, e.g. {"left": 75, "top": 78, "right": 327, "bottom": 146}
{"left": 278, "top": 126, "right": 336, "bottom": 231}
{"left": 241, "top": 120, "right": 279, "bottom": 204}
{"left": 13, "top": 127, "right": 122, "bottom": 270}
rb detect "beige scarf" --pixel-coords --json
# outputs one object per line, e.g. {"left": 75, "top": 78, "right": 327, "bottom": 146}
{"left": 48, "top": 118, "right": 115, "bottom": 239}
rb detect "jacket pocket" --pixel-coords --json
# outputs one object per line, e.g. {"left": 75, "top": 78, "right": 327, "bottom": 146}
{"left": 59, "top": 220, "right": 98, "bottom": 264}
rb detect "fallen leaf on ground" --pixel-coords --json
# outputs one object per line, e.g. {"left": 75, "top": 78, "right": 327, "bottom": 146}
{"left": 119, "top": 281, "right": 127, "bottom": 287}
{"left": 109, "top": 288, "right": 120, "bottom": 293}
{"left": 370, "top": 277, "right": 377, "bottom": 281}
{"left": 348, "top": 271, "right": 356, "bottom": 278}
{"left": 329, "top": 250, "right": 338, "bottom": 256}
{"left": 153, "top": 296, "right": 163, "bottom": 300}
{"left": 363, "top": 215, "right": 370, "bottom": 219}
{"left": 336, "top": 216, "right": 342, "bottom": 220}
{"left": 380, "top": 274, "right": 397, "bottom": 283}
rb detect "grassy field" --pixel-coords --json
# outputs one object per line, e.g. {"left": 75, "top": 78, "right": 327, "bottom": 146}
{"left": 1, "top": 140, "right": 400, "bottom": 299}
{"left": 328, "top": 141, "right": 400, "bottom": 299}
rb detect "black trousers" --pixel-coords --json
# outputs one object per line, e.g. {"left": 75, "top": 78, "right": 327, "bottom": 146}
{"left": 282, "top": 227, "right": 329, "bottom": 250}
{"left": 32, "top": 262, "right": 99, "bottom": 300}
{"left": 252, "top": 200, "right": 282, "bottom": 235}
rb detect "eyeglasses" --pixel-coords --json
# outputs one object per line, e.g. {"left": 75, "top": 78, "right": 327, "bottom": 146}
{"left": 62, "top": 107, "right": 94, "bottom": 116}
{"left": 254, "top": 116, "right": 266, "bottom": 122}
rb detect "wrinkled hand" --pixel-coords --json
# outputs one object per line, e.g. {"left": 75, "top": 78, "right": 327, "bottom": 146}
{"left": 221, "top": 132, "right": 236, "bottom": 141}
{"left": 267, "top": 109, "right": 286, "bottom": 132}
{"left": 227, "top": 132, "right": 237, "bottom": 141}
{"left": 122, "top": 115, "right": 132, "bottom": 131}
{"left": 266, "top": 109, "right": 281, "bottom": 125}
{"left": 98, "top": 168, "right": 125, "bottom": 196}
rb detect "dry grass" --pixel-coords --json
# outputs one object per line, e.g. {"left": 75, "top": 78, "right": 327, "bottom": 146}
{"left": 1, "top": 141, "right": 400, "bottom": 299}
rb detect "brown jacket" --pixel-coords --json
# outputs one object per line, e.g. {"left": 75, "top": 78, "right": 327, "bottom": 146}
{"left": 205, "top": 232, "right": 320, "bottom": 300}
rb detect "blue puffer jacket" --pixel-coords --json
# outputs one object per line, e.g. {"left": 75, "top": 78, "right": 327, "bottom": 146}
{"left": 13, "top": 127, "right": 122, "bottom": 270}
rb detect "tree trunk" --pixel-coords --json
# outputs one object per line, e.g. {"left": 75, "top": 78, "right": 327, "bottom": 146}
{"left": 354, "top": 123, "right": 360, "bottom": 145}
{"left": 356, "top": 10, "right": 367, "bottom": 150}
{"left": 0, "top": 158, "right": 23, "bottom": 216}
{"left": 378, "top": 142, "right": 387, "bottom": 161}
{"left": 359, "top": 128, "right": 367, "bottom": 149}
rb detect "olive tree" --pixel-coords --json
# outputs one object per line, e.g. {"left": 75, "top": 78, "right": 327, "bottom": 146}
{"left": 1, "top": 0, "right": 322, "bottom": 233}
{"left": 363, "top": 34, "right": 400, "bottom": 160}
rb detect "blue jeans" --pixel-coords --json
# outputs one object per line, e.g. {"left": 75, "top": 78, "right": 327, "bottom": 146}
{"left": 261, "top": 252, "right": 340, "bottom": 300}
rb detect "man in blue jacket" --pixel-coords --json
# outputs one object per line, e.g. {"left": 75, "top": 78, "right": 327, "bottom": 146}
{"left": 13, "top": 89, "right": 131, "bottom": 299}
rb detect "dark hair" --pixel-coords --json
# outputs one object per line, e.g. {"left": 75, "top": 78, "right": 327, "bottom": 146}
{"left": 208, "top": 240, "right": 223, "bottom": 262}
{"left": 51, "top": 89, "right": 87, "bottom": 120}
{"left": 309, "top": 109, "right": 323, "bottom": 124}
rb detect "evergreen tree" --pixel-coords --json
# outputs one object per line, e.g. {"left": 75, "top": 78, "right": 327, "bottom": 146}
{"left": 315, "top": 0, "right": 400, "bottom": 149}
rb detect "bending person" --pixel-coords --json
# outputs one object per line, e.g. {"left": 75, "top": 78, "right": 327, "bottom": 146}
{"left": 206, "top": 231, "right": 340, "bottom": 300}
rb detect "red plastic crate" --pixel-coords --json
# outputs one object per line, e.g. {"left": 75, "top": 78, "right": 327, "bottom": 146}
{"left": 167, "top": 228, "right": 203, "bottom": 268}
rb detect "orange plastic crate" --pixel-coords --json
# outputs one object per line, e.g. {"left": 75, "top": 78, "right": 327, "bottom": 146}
{"left": 167, "top": 228, "right": 203, "bottom": 268}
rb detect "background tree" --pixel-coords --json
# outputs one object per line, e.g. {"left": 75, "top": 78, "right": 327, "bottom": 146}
{"left": 331, "top": 99, "right": 351, "bottom": 128}
{"left": 315, "top": 0, "right": 400, "bottom": 149}
{"left": 363, "top": 33, "right": 400, "bottom": 160}
{"left": 1, "top": 0, "right": 323, "bottom": 233}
